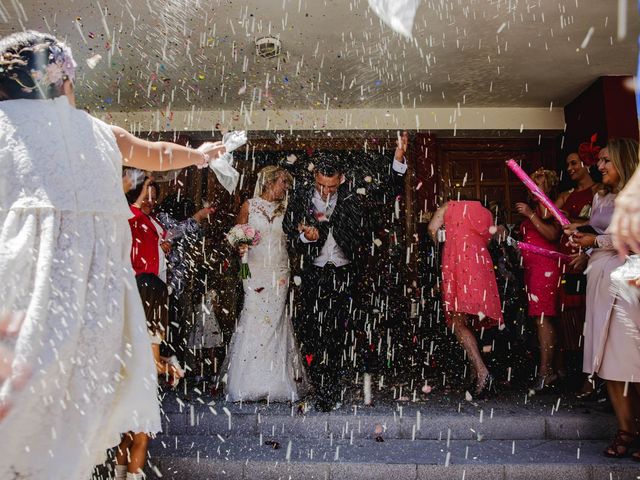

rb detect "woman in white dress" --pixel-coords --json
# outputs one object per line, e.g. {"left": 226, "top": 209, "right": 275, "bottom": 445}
{"left": 224, "top": 166, "right": 308, "bottom": 402}
{"left": 0, "top": 31, "right": 228, "bottom": 480}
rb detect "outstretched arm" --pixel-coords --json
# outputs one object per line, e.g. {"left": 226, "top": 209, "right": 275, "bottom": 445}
{"left": 389, "top": 131, "right": 408, "bottom": 196}
{"left": 112, "top": 126, "right": 226, "bottom": 172}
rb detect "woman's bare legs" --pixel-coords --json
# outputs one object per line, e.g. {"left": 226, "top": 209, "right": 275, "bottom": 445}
{"left": 116, "top": 431, "right": 149, "bottom": 474}
{"left": 605, "top": 381, "right": 640, "bottom": 456}
{"left": 450, "top": 312, "right": 489, "bottom": 392}
{"left": 534, "top": 315, "right": 556, "bottom": 378}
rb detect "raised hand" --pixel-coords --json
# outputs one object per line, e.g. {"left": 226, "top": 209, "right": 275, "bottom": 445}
{"left": 394, "top": 130, "right": 409, "bottom": 161}
{"left": 193, "top": 206, "right": 215, "bottom": 223}
{"left": 197, "top": 141, "right": 227, "bottom": 167}
{"left": 515, "top": 202, "right": 534, "bottom": 218}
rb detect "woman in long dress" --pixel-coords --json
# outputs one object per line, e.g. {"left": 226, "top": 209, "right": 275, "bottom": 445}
{"left": 0, "top": 31, "right": 227, "bottom": 479}
{"left": 566, "top": 138, "right": 640, "bottom": 458}
{"left": 223, "top": 166, "right": 308, "bottom": 402}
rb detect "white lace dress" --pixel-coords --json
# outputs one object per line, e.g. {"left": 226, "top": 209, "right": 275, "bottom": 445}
{"left": 224, "top": 198, "right": 307, "bottom": 402}
{"left": 0, "top": 97, "right": 161, "bottom": 479}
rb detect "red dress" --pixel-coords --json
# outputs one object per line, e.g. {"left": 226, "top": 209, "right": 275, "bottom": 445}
{"left": 520, "top": 217, "right": 561, "bottom": 317}
{"left": 558, "top": 187, "right": 595, "bottom": 309}
{"left": 556, "top": 186, "right": 596, "bottom": 350}
{"left": 128, "top": 204, "right": 166, "bottom": 277}
{"left": 441, "top": 201, "right": 503, "bottom": 329}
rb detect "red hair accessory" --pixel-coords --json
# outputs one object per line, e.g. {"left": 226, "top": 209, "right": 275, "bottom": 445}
{"left": 578, "top": 133, "right": 601, "bottom": 166}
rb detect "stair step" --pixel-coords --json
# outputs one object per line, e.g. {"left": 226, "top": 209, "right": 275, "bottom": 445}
{"left": 160, "top": 406, "right": 615, "bottom": 441}
{"left": 146, "top": 437, "right": 639, "bottom": 480}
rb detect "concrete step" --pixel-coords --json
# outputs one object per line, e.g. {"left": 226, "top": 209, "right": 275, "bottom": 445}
{"left": 160, "top": 401, "right": 615, "bottom": 441}
{"left": 146, "top": 436, "right": 640, "bottom": 480}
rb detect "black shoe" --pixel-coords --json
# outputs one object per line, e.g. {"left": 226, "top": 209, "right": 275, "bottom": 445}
{"left": 315, "top": 397, "right": 342, "bottom": 412}
{"left": 529, "top": 374, "right": 558, "bottom": 393}
{"left": 315, "top": 399, "right": 333, "bottom": 412}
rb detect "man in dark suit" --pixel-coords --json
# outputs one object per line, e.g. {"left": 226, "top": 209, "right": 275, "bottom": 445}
{"left": 283, "top": 134, "right": 408, "bottom": 411}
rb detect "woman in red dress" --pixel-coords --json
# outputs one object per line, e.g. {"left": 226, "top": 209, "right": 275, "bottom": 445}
{"left": 555, "top": 151, "right": 600, "bottom": 395}
{"left": 429, "top": 200, "right": 503, "bottom": 396}
{"left": 514, "top": 169, "right": 562, "bottom": 392}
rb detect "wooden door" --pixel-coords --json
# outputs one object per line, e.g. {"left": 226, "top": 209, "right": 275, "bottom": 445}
{"left": 438, "top": 138, "right": 560, "bottom": 224}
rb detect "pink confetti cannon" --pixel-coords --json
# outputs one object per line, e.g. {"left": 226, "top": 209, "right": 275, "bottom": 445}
{"left": 517, "top": 241, "right": 571, "bottom": 262}
{"left": 506, "top": 159, "right": 570, "bottom": 226}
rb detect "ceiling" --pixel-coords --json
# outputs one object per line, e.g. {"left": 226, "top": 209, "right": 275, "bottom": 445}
{"left": 0, "top": 0, "right": 637, "bottom": 113}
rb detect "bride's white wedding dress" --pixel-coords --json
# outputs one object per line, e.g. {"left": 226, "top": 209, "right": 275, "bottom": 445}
{"left": 224, "top": 197, "right": 307, "bottom": 402}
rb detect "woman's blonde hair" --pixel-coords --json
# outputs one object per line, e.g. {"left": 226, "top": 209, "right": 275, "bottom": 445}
{"left": 531, "top": 168, "right": 559, "bottom": 200}
{"left": 254, "top": 165, "right": 293, "bottom": 215}
{"left": 601, "top": 138, "right": 640, "bottom": 194}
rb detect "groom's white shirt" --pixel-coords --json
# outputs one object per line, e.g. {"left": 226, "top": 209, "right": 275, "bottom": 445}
{"left": 300, "top": 158, "right": 407, "bottom": 267}
{"left": 305, "top": 190, "right": 349, "bottom": 267}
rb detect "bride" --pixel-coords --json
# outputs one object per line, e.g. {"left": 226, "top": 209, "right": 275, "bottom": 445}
{"left": 223, "top": 165, "right": 308, "bottom": 402}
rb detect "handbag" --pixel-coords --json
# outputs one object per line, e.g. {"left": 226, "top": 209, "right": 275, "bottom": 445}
{"left": 561, "top": 272, "right": 587, "bottom": 295}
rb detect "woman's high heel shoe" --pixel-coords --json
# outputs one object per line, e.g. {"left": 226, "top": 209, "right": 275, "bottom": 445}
{"left": 530, "top": 373, "right": 558, "bottom": 393}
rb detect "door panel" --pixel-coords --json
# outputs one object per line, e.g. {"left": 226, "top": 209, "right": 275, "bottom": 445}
{"left": 439, "top": 139, "right": 553, "bottom": 224}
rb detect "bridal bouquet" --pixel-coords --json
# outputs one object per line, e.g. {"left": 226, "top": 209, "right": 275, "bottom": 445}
{"left": 227, "top": 224, "right": 261, "bottom": 279}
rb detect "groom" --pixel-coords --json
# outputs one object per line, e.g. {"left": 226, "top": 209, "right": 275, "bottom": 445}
{"left": 283, "top": 134, "right": 408, "bottom": 411}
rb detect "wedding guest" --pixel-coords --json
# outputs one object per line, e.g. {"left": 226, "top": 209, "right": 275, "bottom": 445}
{"left": 0, "top": 31, "right": 227, "bottom": 480}
{"left": 565, "top": 138, "right": 640, "bottom": 459}
{"left": 428, "top": 200, "right": 503, "bottom": 396}
{"left": 126, "top": 179, "right": 184, "bottom": 379}
{"left": 514, "top": 169, "right": 562, "bottom": 391}
{"left": 155, "top": 193, "right": 214, "bottom": 363}
{"left": 156, "top": 194, "right": 214, "bottom": 298}
{"left": 555, "top": 151, "right": 601, "bottom": 395}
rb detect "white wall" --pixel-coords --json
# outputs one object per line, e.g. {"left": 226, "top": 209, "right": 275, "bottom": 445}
{"left": 101, "top": 107, "right": 565, "bottom": 133}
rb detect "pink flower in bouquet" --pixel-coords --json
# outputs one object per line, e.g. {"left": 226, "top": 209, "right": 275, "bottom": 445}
{"left": 227, "top": 223, "right": 261, "bottom": 279}
{"left": 251, "top": 230, "right": 261, "bottom": 246}
{"left": 243, "top": 225, "right": 256, "bottom": 238}
{"left": 227, "top": 224, "right": 260, "bottom": 247}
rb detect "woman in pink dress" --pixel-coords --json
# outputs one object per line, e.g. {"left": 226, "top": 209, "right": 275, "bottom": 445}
{"left": 429, "top": 200, "right": 503, "bottom": 396}
{"left": 514, "top": 169, "right": 562, "bottom": 392}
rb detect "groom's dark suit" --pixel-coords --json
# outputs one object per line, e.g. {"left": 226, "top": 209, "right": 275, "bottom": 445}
{"left": 283, "top": 157, "right": 406, "bottom": 410}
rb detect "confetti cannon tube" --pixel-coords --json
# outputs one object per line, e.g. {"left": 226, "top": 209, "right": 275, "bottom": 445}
{"left": 517, "top": 241, "right": 571, "bottom": 262}
{"left": 506, "top": 159, "right": 570, "bottom": 226}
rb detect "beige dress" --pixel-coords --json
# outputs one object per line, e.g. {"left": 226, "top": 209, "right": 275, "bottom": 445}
{"left": 583, "top": 193, "right": 640, "bottom": 382}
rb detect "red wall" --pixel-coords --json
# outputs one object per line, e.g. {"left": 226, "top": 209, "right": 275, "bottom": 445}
{"left": 563, "top": 76, "right": 638, "bottom": 156}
